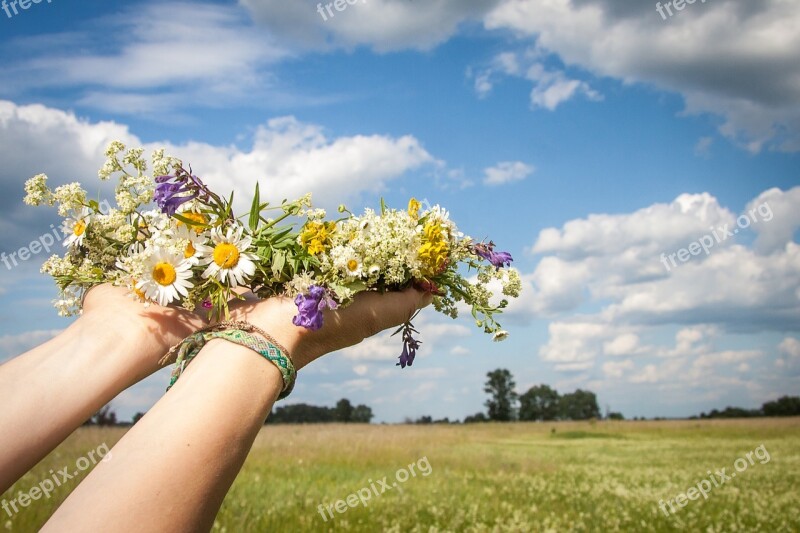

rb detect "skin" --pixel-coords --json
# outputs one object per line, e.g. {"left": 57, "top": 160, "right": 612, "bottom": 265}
{"left": 0, "top": 284, "right": 207, "bottom": 493}
{"left": 32, "top": 286, "right": 431, "bottom": 531}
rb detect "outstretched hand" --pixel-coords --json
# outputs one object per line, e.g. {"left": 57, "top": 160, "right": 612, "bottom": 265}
{"left": 81, "top": 284, "right": 209, "bottom": 369}
{"left": 227, "top": 288, "right": 434, "bottom": 370}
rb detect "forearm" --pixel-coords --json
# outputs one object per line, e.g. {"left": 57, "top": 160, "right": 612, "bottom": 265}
{"left": 44, "top": 339, "right": 282, "bottom": 532}
{"left": 0, "top": 314, "right": 164, "bottom": 492}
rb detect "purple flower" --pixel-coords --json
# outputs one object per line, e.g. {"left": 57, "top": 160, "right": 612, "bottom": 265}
{"left": 396, "top": 322, "right": 422, "bottom": 368}
{"left": 474, "top": 241, "right": 513, "bottom": 269}
{"left": 292, "top": 285, "right": 338, "bottom": 331}
{"left": 201, "top": 299, "right": 213, "bottom": 310}
{"left": 154, "top": 175, "right": 198, "bottom": 216}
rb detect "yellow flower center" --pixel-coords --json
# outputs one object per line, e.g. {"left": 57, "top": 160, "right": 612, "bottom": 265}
{"left": 184, "top": 241, "right": 196, "bottom": 259}
{"left": 347, "top": 259, "right": 359, "bottom": 272}
{"left": 73, "top": 220, "right": 87, "bottom": 237}
{"left": 152, "top": 262, "right": 177, "bottom": 286}
{"left": 213, "top": 243, "right": 240, "bottom": 269}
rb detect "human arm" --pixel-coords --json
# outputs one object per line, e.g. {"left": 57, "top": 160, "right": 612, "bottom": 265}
{"left": 44, "top": 288, "right": 431, "bottom": 532}
{"left": 0, "top": 284, "right": 207, "bottom": 493}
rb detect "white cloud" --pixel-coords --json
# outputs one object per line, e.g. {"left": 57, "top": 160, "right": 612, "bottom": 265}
{"left": 0, "top": 100, "right": 434, "bottom": 247}
{"left": 526, "top": 188, "right": 800, "bottom": 333}
{"left": 776, "top": 337, "right": 800, "bottom": 374}
{"left": 470, "top": 48, "right": 602, "bottom": 110}
{"left": 520, "top": 187, "right": 799, "bottom": 402}
{"left": 1, "top": 3, "right": 289, "bottom": 115}
{"left": 353, "top": 364, "right": 369, "bottom": 376}
{"left": 539, "top": 322, "right": 606, "bottom": 365}
{"left": 0, "top": 329, "right": 63, "bottom": 361}
{"left": 603, "top": 333, "right": 642, "bottom": 357}
{"left": 603, "top": 359, "right": 634, "bottom": 378}
{"left": 340, "top": 318, "right": 471, "bottom": 362}
{"left": 746, "top": 187, "right": 800, "bottom": 254}
{"left": 483, "top": 161, "right": 534, "bottom": 186}
{"left": 629, "top": 364, "right": 659, "bottom": 384}
{"left": 484, "top": 0, "right": 800, "bottom": 152}
{"left": 241, "top": 0, "right": 503, "bottom": 52}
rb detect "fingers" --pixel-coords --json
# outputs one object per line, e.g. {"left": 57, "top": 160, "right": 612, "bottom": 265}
{"left": 325, "top": 288, "right": 432, "bottom": 342}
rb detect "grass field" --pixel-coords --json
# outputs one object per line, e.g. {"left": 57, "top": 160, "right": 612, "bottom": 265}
{"left": 3, "top": 419, "right": 799, "bottom": 532}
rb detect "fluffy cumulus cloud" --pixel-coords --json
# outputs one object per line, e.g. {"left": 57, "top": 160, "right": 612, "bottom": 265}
{"left": 483, "top": 0, "right": 800, "bottom": 152}
{"left": 0, "top": 100, "right": 434, "bottom": 250}
{"left": 240, "top": 0, "right": 503, "bottom": 52}
{"left": 517, "top": 187, "right": 800, "bottom": 407}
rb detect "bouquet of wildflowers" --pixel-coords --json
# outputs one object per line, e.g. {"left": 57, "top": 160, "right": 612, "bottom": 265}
{"left": 24, "top": 143, "right": 521, "bottom": 367}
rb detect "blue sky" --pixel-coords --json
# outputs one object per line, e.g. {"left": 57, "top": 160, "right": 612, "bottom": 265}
{"left": 0, "top": 0, "right": 798, "bottom": 422}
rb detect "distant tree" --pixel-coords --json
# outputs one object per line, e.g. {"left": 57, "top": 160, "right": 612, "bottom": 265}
{"left": 762, "top": 396, "right": 800, "bottom": 417}
{"left": 484, "top": 369, "right": 518, "bottom": 421}
{"left": 351, "top": 404, "right": 374, "bottom": 423}
{"left": 415, "top": 415, "right": 433, "bottom": 425}
{"left": 607, "top": 412, "right": 625, "bottom": 421}
{"left": 335, "top": 398, "right": 354, "bottom": 423}
{"left": 132, "top": 412, "right": 146, "bottom": 425}
{"left": 519, "top": 384, "right": 560, "bottom": 421}
{"left": 88, "top": 404, "right": 117, "bottom": 426}
{"left": 558, "top": 390, "right": 600, "bottom": 421}
{"left": 463, "top": 412, "right": 488, "bottom": 423}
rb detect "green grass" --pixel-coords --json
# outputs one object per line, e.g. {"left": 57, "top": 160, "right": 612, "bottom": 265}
{"left": 3, "top": 419, "right": 800, "bottom": 531}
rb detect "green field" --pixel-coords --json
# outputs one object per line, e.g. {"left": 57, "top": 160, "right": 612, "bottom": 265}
{"left": 3, "top": 419, "right": 800, "bottom": 531}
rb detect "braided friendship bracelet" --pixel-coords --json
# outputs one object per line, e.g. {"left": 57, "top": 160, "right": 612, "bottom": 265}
{"left": 161, "top": 321, "right": 297, "bottom": 400}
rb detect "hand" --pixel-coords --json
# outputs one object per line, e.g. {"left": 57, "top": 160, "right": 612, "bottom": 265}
{"left": 80, "top": 283, "right": 209, "bottom": 370}
{"left": 227, "top": 288, "right": 433, "bottom": 370}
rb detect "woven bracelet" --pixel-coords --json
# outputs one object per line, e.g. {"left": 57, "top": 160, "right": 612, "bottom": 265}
{"left": 161, "top": 321, "right": 296, "bottom": 400}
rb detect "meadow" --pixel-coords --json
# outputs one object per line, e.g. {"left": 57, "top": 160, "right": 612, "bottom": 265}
{"left": 3, "top": 419, "right": 799, "bottom": 532}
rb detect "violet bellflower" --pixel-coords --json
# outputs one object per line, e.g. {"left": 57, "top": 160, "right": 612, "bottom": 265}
{"left": 474, "top": 241, "right": 513, "bottom": 269}
{"left": 292, "top": 285, "right": 338, "bottom": 331}
{"left": 396, "top": 322, "right": 422, "bottom": 368}
{"left": 154, "top": 174, "right": 199, "bottom": 216}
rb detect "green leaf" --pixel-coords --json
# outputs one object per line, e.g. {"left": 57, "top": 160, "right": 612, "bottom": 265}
{"left": 380, "top": 197, "right": 387, "bottom": 215}
{"left": 271, "top": 250, "right": 286, "bottom": 277}
{"left": 249, "top": 182, "right": 261, "bottom": 232}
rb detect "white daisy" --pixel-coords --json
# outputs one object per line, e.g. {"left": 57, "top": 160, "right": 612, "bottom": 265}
{"left": 198, "top": 225, "right": 258, "bottom": 288}
{"left": 492, "top": 330, "right": 510, "bottom": 342}
{"left": 344, "top": 257, "right": 363, "bottom": 279}
{"left": 61, "top": 208, "right": 93, "bottom": 248}
{"left": 137, "top": 249, "right": 194, "bottom": 307}
{"left": 173, "top": 224, "right": 206, "bottom": 265}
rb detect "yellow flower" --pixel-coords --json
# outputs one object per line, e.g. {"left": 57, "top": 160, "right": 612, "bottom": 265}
{"left": 300, "top": 221, "right": 336, "bottom": 256}
{"left": 418, "top": 220, "right": 449, "bottom": 276}
{"left": 177, "top": 211, "right": 208, "bottom": 235}
{"left": 408, "top": 198, "right": 421, "bottom": 219}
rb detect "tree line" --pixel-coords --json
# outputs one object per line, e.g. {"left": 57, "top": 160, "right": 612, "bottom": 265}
{"left": 84, "top": 373, "right": 800, "bottom": 426}
{"left": 463, "top": 368, "right": 606, "bottom": 423}
{"left": 691, "top": 396, "right": 800, "bottom": 419}
{"left": 266, "top": 398, "right": 374, "bottom": 424}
